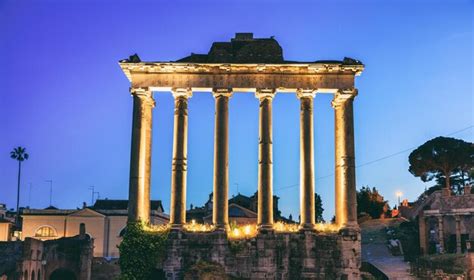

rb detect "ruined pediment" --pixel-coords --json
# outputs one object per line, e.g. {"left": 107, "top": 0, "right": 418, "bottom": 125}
{"left": 177, "top": 33, "right": 283, "bottom": 63}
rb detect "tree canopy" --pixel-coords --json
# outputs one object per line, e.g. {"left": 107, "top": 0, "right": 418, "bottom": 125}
{"left": 315, "top": 193, "right": 324, "bottom": 223}
{"left": 357, "top": 186, "right": 388, "bottom": 219}
{"left": 408, "top": 136, "right": 473, "bottom": 193}
{"left": 10, "top": 146, "right": 29, "bottom": 162}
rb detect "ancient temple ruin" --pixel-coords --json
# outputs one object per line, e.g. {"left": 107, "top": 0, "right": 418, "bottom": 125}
{"left": 120, "top": 33, "right": 364, "bottom": 279}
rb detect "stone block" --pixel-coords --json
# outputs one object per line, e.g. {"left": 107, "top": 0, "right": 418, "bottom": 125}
{"left": 162, "top": 230, "right": 360, "bottom": 279}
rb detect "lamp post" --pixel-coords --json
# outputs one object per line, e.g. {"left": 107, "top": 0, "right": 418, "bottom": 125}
{"left": 396, "top": 191, "right": 403, "bottom": 206}
{"left": 88, "top": 186, "right": 95, "bottom": 206}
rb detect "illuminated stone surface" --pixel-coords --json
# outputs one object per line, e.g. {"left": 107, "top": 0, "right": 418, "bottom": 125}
{"left": 169, "top": 88, "right": 192, "bottom": 229}
{"left": 297, "top": 89, "right": 317, "bottom": 229}
{"left": 212, "top": 89, "right": 232, "bottom": 230}
{"left": 163, "top": 230, "right": 360, "bottom": 279}
{"left": 122, "top": 33, "right": 364, "bottom": 279}
{"left": 128, "top": 88, "right": 154, "bottom": 223}
{"left": 256, "top": 89, "right": 276, "bottom": 230}
{"left": 332, "top": 88, "right": 358, "bottom": 228}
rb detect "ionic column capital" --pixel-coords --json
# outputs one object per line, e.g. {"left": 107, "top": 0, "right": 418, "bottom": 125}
{"left": 212, "top": 88, "right": 233, "bottom": 98}
{"left": 172, "top": 88, "right": 193, "bottom": 99}
{"left": 296, "top": 89, "right": 317, "bottom": 99}
{"left": 130, "top": 87, "right": 155, "bottom": 107}
{"left": 331, "top": 88, "right": 358, "bottom": 108}
{"left": 255, "top": 88, "right": 276, "bottom": 100}
{"left": 130, "top": 87, "right": 152, "bottom": 95}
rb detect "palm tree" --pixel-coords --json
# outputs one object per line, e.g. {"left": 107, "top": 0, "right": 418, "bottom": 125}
{"left": 10, "top": 146, "right": 29, "bottom": 225}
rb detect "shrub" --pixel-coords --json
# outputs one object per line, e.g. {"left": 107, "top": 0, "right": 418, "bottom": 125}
{"left": 416, "top": 254, "right": 466, "bottom": 274}
{"left": 118, "top": 222, "right": 169, "bottom": 280}
{"left": 183, "top": 261, "right": 228, "bottom": 280}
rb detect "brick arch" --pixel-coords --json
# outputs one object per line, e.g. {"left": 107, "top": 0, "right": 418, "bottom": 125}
{"left": 45, "top": 261, "right": 79, "bottom": 280}
{"left": 49, "top": 268, "right": 76, "bottom": 280}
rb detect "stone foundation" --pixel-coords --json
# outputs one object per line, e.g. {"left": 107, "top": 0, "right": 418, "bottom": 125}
{"left": 163, "top": 228, "right": 361, "bottom": 279}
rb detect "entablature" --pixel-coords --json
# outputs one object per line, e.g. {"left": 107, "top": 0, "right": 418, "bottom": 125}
{"left": 120, "top": 62, "right": 364, "bottom": 92}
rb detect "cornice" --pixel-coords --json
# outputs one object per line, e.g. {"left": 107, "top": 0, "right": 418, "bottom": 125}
{"left": 119, "top": 62, "right": 365, "bottom": 82}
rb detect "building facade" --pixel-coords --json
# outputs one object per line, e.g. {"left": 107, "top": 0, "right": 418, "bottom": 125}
{"left": 21, "top": 200, "right": 168, "bottom": 258}
{"left": 418, "top": 186, "right": 473, "bottom": 254}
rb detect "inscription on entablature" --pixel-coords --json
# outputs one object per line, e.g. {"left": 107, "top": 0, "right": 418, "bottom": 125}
{"left": 132, "top": 73, "right": 354, "bottom": 90}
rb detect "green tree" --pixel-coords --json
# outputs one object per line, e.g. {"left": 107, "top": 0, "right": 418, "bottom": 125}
{"left": 408, "top": 136, "right": 473, "bottom": 193}
{"left": 357, "top": 186, "right": 387, "bottom": 219}
{"left": 10, "top": 146, "right": 29, "bottom": 224}
{"left": 315, "top": 193, "right": 324, "bottom": 223}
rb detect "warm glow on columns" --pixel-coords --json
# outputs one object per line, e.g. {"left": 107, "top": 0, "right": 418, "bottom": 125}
{"left": 128, "top": 87, "right": 155, "bottom": 224}
{"left": 296, "top": 89, "right": 317, "bottom": 230}
{"left": 170, "top": 88, "right": 193, "bottom": 229}
{"left": 332, "top": 88, "right": 358, "bottom": 229}
{"left": 255, "top": 88, "right": 276, "bottom": 230}
{"left": 212, "top": 88, "right": 233, "bottom": 231}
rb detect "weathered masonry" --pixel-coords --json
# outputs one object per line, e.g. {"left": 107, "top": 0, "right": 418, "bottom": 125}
{"left": 120, "top": 33, "right": 364, "bottom": 279}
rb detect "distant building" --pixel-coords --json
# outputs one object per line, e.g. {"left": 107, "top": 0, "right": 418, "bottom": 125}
{"left": 0, "top": 218, "right": 13, "bottom": 242}
{"left": 21, "top": 199, "right": 168, "bottom": 258}
{"left": 0, "top": 204, "right": 16, "bottom": 242}
{"left": 0, "top": 203, "right": 7, "bottom": 219}
{"left": 0, "top": 225, "right": 93, "bottom": 280}
{"left": 399, "top": 185, "right": 473, "bottom": 254}
{"left": 0, "top": 203, "right": 17, "bottom": 223}
{"left": 187, "top": 192, "right": 290, "bottom": 225}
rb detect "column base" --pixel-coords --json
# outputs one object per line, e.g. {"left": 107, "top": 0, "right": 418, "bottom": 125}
{"left": 338, "top": 221, "right": 359, "bottom": 230}
{"left": 299, "top": 223, "right": 315, "bottom": 232}
{"left": 339, "top": 225, "right": 360, "bottom": 240}
{"left": 258, "top": 224, "right": 274, "bottom": 234}
{"left": 213, "top": 224, "right": 229, "bottom": 232}
{"left": 170, "top": 224, "right": 184, "bottom": 231}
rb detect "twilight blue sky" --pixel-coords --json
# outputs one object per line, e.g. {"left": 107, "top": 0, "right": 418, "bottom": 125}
{"left": 0, "top": 0, "right": 472, "bottom": 221}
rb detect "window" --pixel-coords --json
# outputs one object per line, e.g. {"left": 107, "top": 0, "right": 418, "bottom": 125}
{"left": 35, "top": 226, "right": 57, "bottom": 238}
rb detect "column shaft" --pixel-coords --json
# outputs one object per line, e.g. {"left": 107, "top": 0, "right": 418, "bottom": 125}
{"left": 419, "top": 215, "right": 428, "bottom": 255}
{"left": 455, "top": 216, "right": 462, "bottom": 253}
{"left": 437, "top": 216, "right": 444, "bottom": 252}
{"left": 297, "top": 89, "right": 316, "bottom": 229}
{"left": 212, "top": 89, "right": 232, "bottom": 230}
{"left": 128, "top": 88, "right": 155, "bottom": 223}
{"left": 333, "top": 89, "right": 358, "bottom": 228}
{"left": 256, "top": 89, "right": 275, "bottom": 229}
{"left": 170, "top": 88, "right": 192, "bottom": 228}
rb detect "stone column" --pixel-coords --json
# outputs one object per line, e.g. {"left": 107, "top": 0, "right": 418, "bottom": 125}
{"left": 332, "top": 88, "right": 358, "bottom": 229}
{"left": 297, "top": 89, "right": 316, "bottom": 229}
{"left": 212, "top": 88, "right": 232, "bottom": 230}
{"left": 419, "top": 214, "right": 428, "bottom": 255}
{"left": 170, "top": 88, "right": 192, "bottom": 229}
{"left": 256, "top": 89, "right": 276, "bottom": 230}
{"left": 437, "top": 216, "right": 444, "bottom": 253}
{"left": 455, "top": 215, "right": 462, "bottom": 253}
{"left": 128, "top": 88, "right": 155, "bottom": 223}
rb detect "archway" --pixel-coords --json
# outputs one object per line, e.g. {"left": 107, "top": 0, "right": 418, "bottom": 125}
{"left": 49, "top": 269, "right": 76, "bottom": 280}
